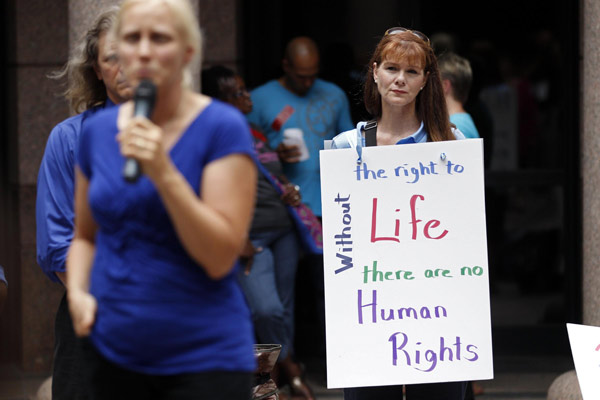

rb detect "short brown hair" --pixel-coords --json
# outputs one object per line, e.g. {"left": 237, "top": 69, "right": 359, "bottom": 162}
{"left": 438, "top": 52, "right": 473, "bottom": 105}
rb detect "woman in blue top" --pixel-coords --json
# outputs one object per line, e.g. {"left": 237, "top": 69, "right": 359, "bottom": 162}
{"left": 331, "top": 28, "right": 465, "bottom": 400}
{"left": 66, "top": 0, "right": 257, "bottom": 399}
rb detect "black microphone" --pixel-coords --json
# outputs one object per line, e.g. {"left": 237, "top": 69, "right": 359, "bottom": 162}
{"left": 123, "top": 79, "right": 157, "bottom": 183}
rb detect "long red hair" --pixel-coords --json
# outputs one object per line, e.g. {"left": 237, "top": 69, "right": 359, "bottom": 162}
{"left": 363, "top": 31, "right": 454, "bottom": 142}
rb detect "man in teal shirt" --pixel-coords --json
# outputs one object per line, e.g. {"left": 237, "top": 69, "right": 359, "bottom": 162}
{"left": 246, "top": 36, "right": 354, "bottom": 217}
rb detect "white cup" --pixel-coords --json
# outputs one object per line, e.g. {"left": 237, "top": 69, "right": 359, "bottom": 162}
{"left": 282, "top": 128, "right": 310, "bottom": 161}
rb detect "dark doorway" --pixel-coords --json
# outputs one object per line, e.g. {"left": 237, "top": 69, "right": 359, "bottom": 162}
{"left": 420, "top": 0, "right": 581, "bottom": 358}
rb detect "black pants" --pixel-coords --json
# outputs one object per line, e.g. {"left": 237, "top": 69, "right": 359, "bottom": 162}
{"left": 344, "top": 381, "right": 467, "bottom": 400}
{"left": 81, "top": 339, "right": 253, "bottom": 400}
{"left": 52, "top": 292, "right": 91, "bottom": 400}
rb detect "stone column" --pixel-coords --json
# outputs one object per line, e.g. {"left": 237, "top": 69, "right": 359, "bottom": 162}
{"left": 2, "top": 0, "right": 70, "bottom": 372}
{"left": 581, "top": 0, "right": 600, "bottom": 329}
{"left": 199, "top": 0, "right": 241, "bottom": 74}
{"left": 10, "top": 0, "right": 127, "bottom": 374}
{"left": 69, "top": 0, "right": 121, "bottom": 50}
{"left": 548, "top": 0, "right": 598, "bottom": 398}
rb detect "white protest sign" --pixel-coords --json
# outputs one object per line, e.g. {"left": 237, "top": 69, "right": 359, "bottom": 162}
{"left": 320, "top": 139, "right": 493, "bottom": 389}
{"left": 566, "top": 323, "right": 600, "bottom": 399}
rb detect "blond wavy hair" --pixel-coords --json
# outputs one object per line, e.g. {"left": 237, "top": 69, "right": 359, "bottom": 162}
{"left": 49, "top": 7, "right": 119, "bottom": 113}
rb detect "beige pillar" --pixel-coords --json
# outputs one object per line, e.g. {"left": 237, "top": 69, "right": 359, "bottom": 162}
{"left": 199, "top": 0, "right": 241, "bottom": 72}
{"left": 69, "top": 0, "right": 122, "bottom": 50}
{"left": 547, "top": 0, "right": 597, "bottom": 398}
{"left": 581, "top": 0, "right": 600, "bottom": 327}
{"left": 2, "top": 0, "right": 70, "bottom": 372}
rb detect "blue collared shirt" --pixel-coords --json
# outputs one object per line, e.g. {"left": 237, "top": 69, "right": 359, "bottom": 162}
{"left": 331, "top": 120, "right": 458, "bottom": 147}
{"left": 35, "top": 99, "right": 115, "bottom": 283}
{"left": 395, "top": 121, "right": 428, "bottom": 144}
{"left": 330, "top": 120, "right": 464, "bottom": 164}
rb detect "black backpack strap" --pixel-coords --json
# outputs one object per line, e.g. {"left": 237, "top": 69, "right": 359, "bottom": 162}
{"left": 363, "top": 120, "right": 378, "bottom": 147}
